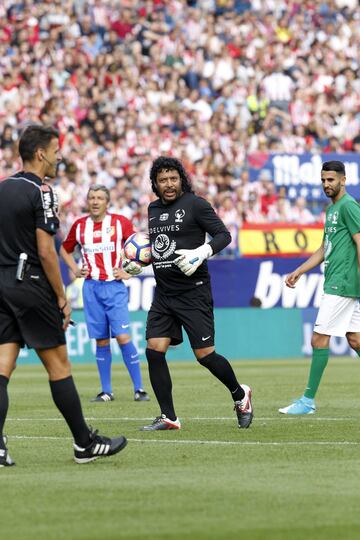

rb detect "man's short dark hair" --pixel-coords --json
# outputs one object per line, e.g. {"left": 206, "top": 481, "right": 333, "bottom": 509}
{"left": 322, "top": 161, "right": 346, "bottom": 175}
{"left": 150, "top": 156, "right": 194, "bottom": 196}
{"left": 18, "top": 124, "right": 59, "bottom": 162}
{"left": 87, "top": 184, "right": 110, "bottom": 202}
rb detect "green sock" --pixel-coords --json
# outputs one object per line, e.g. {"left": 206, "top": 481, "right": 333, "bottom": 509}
{"left": 303, "top": 348, "right": 329, "bottom": 399}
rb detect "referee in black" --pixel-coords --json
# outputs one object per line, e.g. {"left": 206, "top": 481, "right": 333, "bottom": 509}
{"left": 0, "top": 124, "right": 127, "bottom": 466}
{"left": 123, "top": 156, "right": 253, "bottom": 431}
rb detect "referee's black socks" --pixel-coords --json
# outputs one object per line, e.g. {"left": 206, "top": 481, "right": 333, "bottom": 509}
{"left": 0, "top": 375, "right": 9, "bottom": 450}
{"left": 146, "top": 349, "right": 177, "bottom": 421}
{"left": 197, "top": 352, "right": 245, "bottom": 402}
{"left": 49, "top": 376, "right": 91, "bottom": 448}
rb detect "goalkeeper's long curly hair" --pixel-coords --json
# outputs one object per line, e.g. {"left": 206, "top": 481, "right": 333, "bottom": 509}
{"left": 150, "top": 156, "right": 194, "bottom": 197}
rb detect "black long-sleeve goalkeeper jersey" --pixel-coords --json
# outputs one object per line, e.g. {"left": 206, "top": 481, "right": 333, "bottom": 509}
{"left": 148, "top": 192, "right": 231, "bottom": 295}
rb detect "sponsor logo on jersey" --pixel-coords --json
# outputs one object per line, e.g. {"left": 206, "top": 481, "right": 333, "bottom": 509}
{"left": 42, "top": 191, "right": 56, "bottom": 218}
{"left": 154, "top": 234, "right": 170, "bottom": 253}
{"left": 327, "top": 211, "right": 338, "bottom": 225}
{"left": 149, "top": 224, "right": 180, "bottom": 234}
{"left": 93, "top": 230, "right": 102, "bottom": 238}
{"left": 160, "top": 213, "right": 169, "bottom": 221}
{"left": 175, "top": 209, "right": 185, "bottom": 223}
{"left": 83, "top": 242, "right": 115, "bottom": 254}
{"left": 152, "top": 234, "right": 176, "bottom": 260}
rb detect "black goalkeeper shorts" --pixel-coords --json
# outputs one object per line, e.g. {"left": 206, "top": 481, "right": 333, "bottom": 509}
{"left": 146, "top": 284, "right": 215, "bottom": 349}
{"left": 0, "top": 266, "right": 66, "bottom": 349}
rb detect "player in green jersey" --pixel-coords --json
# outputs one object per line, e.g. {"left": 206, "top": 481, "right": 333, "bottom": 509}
{"left": 279, "top": 161, "right": 360, "bottom": 414}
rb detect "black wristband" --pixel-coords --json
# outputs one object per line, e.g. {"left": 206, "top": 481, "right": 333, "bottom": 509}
{"left": 59, "top": 301, "right": 67, "bottom": 312}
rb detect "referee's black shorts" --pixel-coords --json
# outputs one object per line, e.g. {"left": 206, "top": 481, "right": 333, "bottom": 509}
{"left": 146, "top": 284, "right": 215, "bottom": 349}
{"left": 0, "top": 266, "right": 66, "bottom": 349}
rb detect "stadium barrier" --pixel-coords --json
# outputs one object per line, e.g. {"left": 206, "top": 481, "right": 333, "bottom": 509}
{"left": 248, "top": 151, "right": 360, "bottom": 201}
{"left": 54, "top": 253, "right": 357, "bottom": 364}
{"left": 19, "top": 308, "right": 303, "bottom": 363}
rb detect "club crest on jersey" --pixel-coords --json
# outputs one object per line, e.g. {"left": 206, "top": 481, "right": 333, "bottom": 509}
{"left": 160, "top": 213, "right": 169, "bottom": 221}
{"left": 175, "top": 209, "right": 185, "bottom": 223}
{"left": 106, "top": 226, "right": 115, "bottom": 236}
{"left": 327, "top": 211, "right": 338, "bottom": 225}
{"left": 152, "top": 234, "right": 176, "bottom": 260}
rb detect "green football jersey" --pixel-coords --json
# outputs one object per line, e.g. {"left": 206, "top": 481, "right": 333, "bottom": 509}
{"left": 323, "top": 193, "right": 360, "bottom": 297}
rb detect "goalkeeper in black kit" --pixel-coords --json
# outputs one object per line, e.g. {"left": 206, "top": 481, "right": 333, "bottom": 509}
{"left": 124, "top": 156, "right": 253, "bottom": 431}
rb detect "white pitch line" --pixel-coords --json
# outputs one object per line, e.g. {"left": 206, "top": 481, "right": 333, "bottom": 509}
{"left": 6, "top": 416, "right": 358, "bottom": 422}
{"left": 8, "top": 435, "right": 360, "bottom": 446}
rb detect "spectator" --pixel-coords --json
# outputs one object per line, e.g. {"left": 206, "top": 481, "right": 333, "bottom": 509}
{"left": 290, "top": 196, "right": 317, "bottom": 225}
{"left": 260, "top": 181, "right": 278, "bottom": 217}
{"left": 0, "top": 0, "right": 359, "bottom": 247}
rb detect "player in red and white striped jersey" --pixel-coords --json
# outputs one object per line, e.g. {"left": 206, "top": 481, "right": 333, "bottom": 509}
{"left": 61, "top": 185, "right": 149, "bottom": 403}
{"left": 64, "top": 212, "right": 132, "bottom": 281}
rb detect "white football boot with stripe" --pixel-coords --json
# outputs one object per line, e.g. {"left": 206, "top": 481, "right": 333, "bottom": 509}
{"left": 74, "top": 428, "right": 127, "bottom": 464}
{"left": 91, "top": 392, "right": 114, "bottom": 402}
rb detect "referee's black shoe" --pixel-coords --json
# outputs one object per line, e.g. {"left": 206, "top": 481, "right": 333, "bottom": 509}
{"left": 234, "top": 384, "right": 253, "bottom": 429}
{"left": 74, "top": 428, "right": 127, "bottom": 464}
{"left": 0, "top": 436, "right": 15, "bottom": 467}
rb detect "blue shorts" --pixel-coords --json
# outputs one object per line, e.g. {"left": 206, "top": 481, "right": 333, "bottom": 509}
{"left": 83, "top": 279, "right": 130, "bottom": 339}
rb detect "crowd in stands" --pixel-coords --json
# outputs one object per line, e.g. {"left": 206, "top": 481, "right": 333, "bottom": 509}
{"left": 0, "top": 0, "right": 359, "bottom": 255}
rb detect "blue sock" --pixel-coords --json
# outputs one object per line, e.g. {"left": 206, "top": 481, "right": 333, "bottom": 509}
{"left": 96, "top": 344, "right": 112, "bottom": 394}
{"left": 120, "top": 342, "right": 142, "bottom": 391}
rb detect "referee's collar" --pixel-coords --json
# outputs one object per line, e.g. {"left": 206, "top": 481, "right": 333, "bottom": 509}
{"left": 16, "top": 171, "right": 43, "bottom": 185}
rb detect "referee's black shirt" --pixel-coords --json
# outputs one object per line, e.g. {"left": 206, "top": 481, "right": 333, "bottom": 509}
{"left": 0, "top": 172, "right": 59, "bottom": 266}
{"left": 148, "top": 191, "right": 231, "bottom": 295}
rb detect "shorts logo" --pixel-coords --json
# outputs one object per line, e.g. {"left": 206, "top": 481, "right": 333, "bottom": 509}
{"left": 202, "top": 336, "right": 211, "bottom": 341}
{"left": 160, "top": 213, "right": 169, "bottom": 221}
{"left": 121, "top": 324, "right": 129, "bottom": 328}
{"left": 175, "top": 209, "right": 185, "bottom": 223}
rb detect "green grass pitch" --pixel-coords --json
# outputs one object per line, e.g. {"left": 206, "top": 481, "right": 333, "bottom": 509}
{"left": 1, "top": 357, "right": 360, "bottom": 540}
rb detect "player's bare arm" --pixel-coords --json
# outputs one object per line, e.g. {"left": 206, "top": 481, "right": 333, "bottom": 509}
{"left": 59, "top": 246, "right": 88, "bottom": 279}
{"left": 113, "top": 267, "right": 132, "bottom": 280}
{"left": 285, "top": 242, "right": 325, "bottom": 288}
{"left": 36, "top": 229, "right": 71, "bottom": 329}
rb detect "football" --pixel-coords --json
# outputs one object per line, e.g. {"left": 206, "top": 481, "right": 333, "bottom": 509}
{"left": 124, "top": 232, "right": 152, "bottom": 266}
